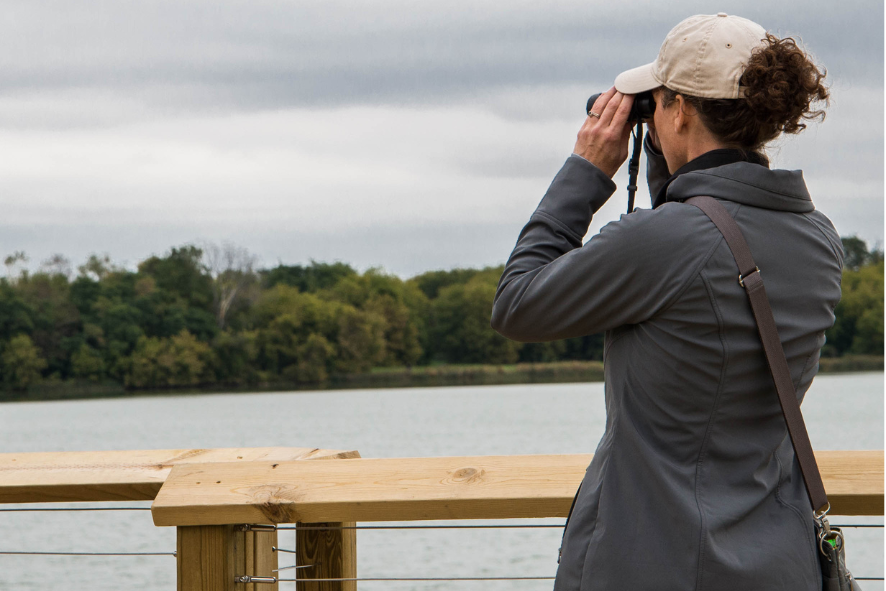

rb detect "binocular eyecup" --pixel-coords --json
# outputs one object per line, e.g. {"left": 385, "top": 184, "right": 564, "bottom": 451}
{"left": 586, "top": 91, "right": 655, "bottom": 122}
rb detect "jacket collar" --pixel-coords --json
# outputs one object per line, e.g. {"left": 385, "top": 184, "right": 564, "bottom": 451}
{"left": 654, "top": 149, "right": 814, "bottom": 213}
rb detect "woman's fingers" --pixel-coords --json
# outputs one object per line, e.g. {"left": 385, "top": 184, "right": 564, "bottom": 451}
{"left": 573, "top": 89, "right": 636, "bottom": 178}
{"left": 589, "top": 87, "right": 616, "bottom": 118}
{"left": 598, "top": 90, "right": 624, "bottom": 126}
{"left": 592, "top": 90, "right": 633, "bottom": 131}
{"left": 611, "top": 93, "right": 634, "bottom": 130}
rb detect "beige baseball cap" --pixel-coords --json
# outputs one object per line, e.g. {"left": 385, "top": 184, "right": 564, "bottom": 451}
{"left": 614, "top": 13, "right": 767, "bottom": 99}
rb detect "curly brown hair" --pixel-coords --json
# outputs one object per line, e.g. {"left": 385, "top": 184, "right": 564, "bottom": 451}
{"left": 660, "top": 33, "right": 829, "bottom": 155}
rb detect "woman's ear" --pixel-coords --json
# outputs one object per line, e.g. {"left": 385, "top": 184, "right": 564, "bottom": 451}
{"left": 673, "top": 94, "right": 686, "bottom": 134}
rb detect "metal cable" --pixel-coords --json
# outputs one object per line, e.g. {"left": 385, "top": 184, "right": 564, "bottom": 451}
{"left": 279, "top": 577, "right": 556, "bottom": 582}
{"left": 0, "top": 513, "right": 874, "bottom": 524}
{"left": 275, "top": 523, "right": 882, "bottom": 530}
{"left": 277, "top": 576, "right": 886, "bottom": 583}
{"left": 0, "top": 551, "right": 174, "bottom": 556}
{"left": 277, "top": 524, "right": 565, "bottom": 530}
{"left": 0, "top": 507, "right": 151, "bottom": 512}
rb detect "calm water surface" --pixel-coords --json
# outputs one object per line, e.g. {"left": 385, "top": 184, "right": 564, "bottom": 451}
{"left": 1, "top": 373, "right": 883, "bottom": 590}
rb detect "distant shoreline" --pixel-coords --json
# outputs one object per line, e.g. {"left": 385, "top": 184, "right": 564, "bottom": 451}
{"left": 2, "top": 355, "right": 882, "bottom": 403}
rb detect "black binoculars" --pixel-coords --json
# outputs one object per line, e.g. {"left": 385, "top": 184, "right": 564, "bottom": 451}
{"left": 584, "top": 91, "right": 656, "bottom": 214}
{"left": 586, "top": 91, "right": 655, "bottom": 122}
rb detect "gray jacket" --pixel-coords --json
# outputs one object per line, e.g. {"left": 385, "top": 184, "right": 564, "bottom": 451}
{"left": 491, "top": 141, "right": 843, "bottom": 590}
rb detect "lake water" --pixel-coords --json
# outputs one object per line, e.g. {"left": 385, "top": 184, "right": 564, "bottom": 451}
{"left": 1, "top": 373, "right": 883, "bottom": 590}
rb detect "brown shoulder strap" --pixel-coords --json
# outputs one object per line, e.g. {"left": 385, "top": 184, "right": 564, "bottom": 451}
{"left": 686, "top": 196, "right": 829, "bottom": 515}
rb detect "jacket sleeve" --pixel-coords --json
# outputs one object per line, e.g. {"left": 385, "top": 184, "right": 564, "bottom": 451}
{"left": 491, "top": 155, "right": 714, "bottom": 343}
{"left": 644, "top": 132, "right": 669, "bottom": 199}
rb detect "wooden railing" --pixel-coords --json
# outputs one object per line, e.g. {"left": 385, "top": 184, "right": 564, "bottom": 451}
{"left": 2, "top": 448, "right": 883, "bottom": 590}
{"left": 0, "top": 447, "right": 360, "bottom": 504}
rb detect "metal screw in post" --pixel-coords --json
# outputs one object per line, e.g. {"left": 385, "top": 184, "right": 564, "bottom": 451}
{"left": 235, "top": 576, "right": 277, "bottom": 584}
{"left": 236, "top": 524, "right": 277, "bottom": 532}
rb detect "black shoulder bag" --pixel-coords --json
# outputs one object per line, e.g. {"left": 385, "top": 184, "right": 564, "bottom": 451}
{"left": 686, "top": 196, "right": 861, "bottom": 591}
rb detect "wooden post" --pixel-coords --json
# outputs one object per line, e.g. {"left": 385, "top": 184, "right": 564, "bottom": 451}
{"left": 296, "top": 522, "right": 357, "bottom": 591}
{"left": 177, "top": 525, "right": 278, "bottom": 591}
{"left": 246, "top": 528, "right": 279, "bottom": 590}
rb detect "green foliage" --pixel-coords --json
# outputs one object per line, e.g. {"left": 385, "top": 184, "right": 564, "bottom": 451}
{"left": 15, "top": 272, "right": 81, "bottom": 377}
{"left": 212, "top": 330, "right": 260, "bottom": 385}
{"left": 138, "top": 246, "right": 213, "bottom": 309}
{"left": 826, "top": 259, "right": 884, "bottom": 356}
{"left": 127, "top": 330, "right": 216, "bottom": 388}
{"left": 251, "top": 284, "right": 386, "bottom": 381}
{"left": 262, "top": 261, "right": 356, "bottom": 292}
{"left": 518, "top": 340, "right": 567, "bottom": 363}
{"left": 411, "top": 267, "right": 500, "bottom": 300}
{"left": 252, "top": 285, "right": 337, "bottom": 379}
{"left": 133, "top": 286, "right": 218, "bottom": 342}
{"left": 841, "top": 236, "right": 883, "bottom": 272}
{"left": 91, "top": 299, "right": 144, "bottom": 379}
{"left": 365, "top": 293, "right": 423, "bottom": 366}
{"left": 561, "top": 333, "right": 606, "bottom": 362}
{"left": 253, "top": 284, "right": 338, "bottom": 332}
{"left": 1, "top": 334, "right": 47, "bottom": 390}
{"left": 70, "top": 343, "right": 106, "bottom": 381}
{"left": 78, "top": 254, "right": 118, "bottom": 281}
{"left": 288, "top": 333, "right": 336, "bottom": 383}
{"left": 0, "top": 236, "right": 880, "bottom": 395}
{"left": 429, "top": 273, "right": 521, "bottom": 364}
{"left": 334, "top": 306, "right": 386, "bottom": 374}
{"left": 70, "top": 276, "right": 101, "bottom": 316}
{"left": 326, "top": 269, "right": 427, "bottom": 367}
{"left": 0, "top": 280, "right": 35, "bottom": 341}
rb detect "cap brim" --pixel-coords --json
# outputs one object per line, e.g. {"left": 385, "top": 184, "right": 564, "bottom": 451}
{"left": 614, "top": 62, "right": 661, "bottom": 94}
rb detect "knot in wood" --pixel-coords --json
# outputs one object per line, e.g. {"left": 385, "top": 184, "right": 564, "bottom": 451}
{"left": 449, "top": 467, "right": 485, "bottom": 484}
{"left": 246, "top": 485, "right": 300, "bottom": 523}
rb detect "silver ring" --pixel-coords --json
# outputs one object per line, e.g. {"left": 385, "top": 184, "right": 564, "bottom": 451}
{"left": 819, "top": 530, "right": 844, "bottom": 556}
{"left": 588, "top": 111, "right": 601, "bottom": 119}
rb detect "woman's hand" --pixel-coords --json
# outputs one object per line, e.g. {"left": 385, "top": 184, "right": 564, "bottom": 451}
{"left": 573, "top": 88, "right": 634, "bottom": 178}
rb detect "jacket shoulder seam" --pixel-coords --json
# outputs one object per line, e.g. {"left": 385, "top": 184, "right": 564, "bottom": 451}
{"left": 693, "top": 269, "right": 730, "bottom": 591}
{"left": 800, "top": 212, "right": 842, "bottom": 266}
{"left": 653, "top": 206, "right": 725, "bottom": 318}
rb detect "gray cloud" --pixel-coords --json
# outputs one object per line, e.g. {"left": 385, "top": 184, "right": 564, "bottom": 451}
{"left": 0, "top": 1, "right": 880, "bottom": 274}
{"left": 0, "top": 0, "right": 880, "bottom": 120}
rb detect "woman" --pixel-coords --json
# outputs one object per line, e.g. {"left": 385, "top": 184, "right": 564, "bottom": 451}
{"left": 491, "top": 14, "right": 840, "bottom": 591}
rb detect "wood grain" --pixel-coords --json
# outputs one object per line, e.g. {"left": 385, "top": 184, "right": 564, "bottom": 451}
{"left": 817, "top": 450, "right": 884, "bottom": 515}
{"left": 151, "top": 451, "right": 884, "bottom": 526}
{"left": 176, "top": 525, "right": 279, "bottom": 590}
{"left": 296, "top": 523, "right": 357, "bottom": 591}
{"left": 0, "top": 447, "right": 360, "bottom": 504}
{"left": 177, "top": 525, "right": 237, "bottom": 591}
{"left": 245, "top": 528, "right": 279, "bottom": 591}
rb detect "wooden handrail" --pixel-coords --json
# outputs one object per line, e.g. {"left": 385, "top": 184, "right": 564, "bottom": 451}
{"left": 1, "top": 447, "right": 880, "bottom": 591}
{"left": 151, "top": 451, "right": 885, "bottom": 526}
{"left": 0, "top": 447, "right": 359, "bottom": 503}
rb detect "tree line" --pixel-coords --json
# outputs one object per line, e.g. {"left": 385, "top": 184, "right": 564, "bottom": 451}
{"left": 0, "top": 237, "right": 881, "bottom": 394}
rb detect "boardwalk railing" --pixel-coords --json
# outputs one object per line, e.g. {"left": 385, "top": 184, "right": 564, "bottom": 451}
{"left": 2, "top": 448, "right": 883, "bottom": 590}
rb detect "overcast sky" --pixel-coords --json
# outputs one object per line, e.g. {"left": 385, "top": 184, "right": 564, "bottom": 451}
{"left": 0, "top": 0, "right": 882, "bottom": 277}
